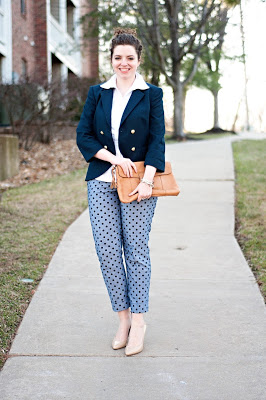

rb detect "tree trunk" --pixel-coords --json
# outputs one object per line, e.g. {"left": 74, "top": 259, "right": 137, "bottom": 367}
{"left": 231, "top": 97, "right": 242, "bottom": 132}
{"left": 212, "top": 90, "right": 219, "bottom": 129}
{"left": 151, "top": 68, "right": 160, "bottom": 86}
{"left": 240, "top": 0, "right": 250, "bottom": 131}
{"left": 172, "top": 81, "right": 185, "bottom": 140}
{"left": 182, "top": 87, "right": 188, "bottom": 131}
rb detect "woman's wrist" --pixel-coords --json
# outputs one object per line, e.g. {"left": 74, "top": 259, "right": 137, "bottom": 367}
{"left": 110, "top": 155, "right": 119, "bottom": 165}
{"left": 143, "top": 165, "right": 156, "bottom": 182}
{"left": 141, "top": 178, "right": 154, "bottom": 188}
{"left": 94, "top": 149, "right": 118, "bottom": 165}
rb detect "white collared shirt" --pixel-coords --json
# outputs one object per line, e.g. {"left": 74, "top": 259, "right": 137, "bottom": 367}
{"left": 95, "top": 72, "right": 149, "bottom": 182}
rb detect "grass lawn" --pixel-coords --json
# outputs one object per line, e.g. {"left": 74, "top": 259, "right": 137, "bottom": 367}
{"left": 165, "top": 131, "right": 236, "bottom": 142}
{"left": 232, "top": 139, "right": 266, "bottom": 301}
{"left": 186, "top": 132, "right": 236, "bottom": 140}
{"left": 0, "top": 168, "right": 88, "bottom": 369}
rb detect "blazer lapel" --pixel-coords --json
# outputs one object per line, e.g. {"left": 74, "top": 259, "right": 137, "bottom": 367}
{"left": 120, "top": 90, "right": 145, "bottom": 126}
{"left": 100, "top": 88, "right": 113, "bottom": 129}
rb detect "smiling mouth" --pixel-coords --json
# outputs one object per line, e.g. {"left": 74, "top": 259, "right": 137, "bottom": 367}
{"left": 119, "top": 68, "right": 130, "bottom": 72}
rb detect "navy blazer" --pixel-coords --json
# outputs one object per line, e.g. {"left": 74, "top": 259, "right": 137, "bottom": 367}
{"left": 76, "top": 82, "right": 165, "bottom": 181}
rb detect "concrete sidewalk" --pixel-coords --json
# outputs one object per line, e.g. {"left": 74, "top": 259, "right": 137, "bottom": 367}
{"left": 0, "top": 135, "right": 266, "bottom": 399}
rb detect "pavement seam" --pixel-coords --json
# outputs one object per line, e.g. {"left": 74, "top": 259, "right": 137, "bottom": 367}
{"left": 7, "top": 354, "right": 265, "bottom": 360}
{"left": 6, "top": 354, "right": 204, "bottom": 359}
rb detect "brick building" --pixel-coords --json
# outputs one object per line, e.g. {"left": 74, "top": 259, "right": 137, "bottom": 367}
{"left": 0, "top": 0, "right": 12, "bottom": 83}
{"left": 0, "top": 0, "right": 98, "bottom": 85}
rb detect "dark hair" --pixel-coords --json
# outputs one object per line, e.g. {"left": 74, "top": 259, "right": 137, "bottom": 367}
{"left": 110, "top": 28, "right": 143, "bottom": 60}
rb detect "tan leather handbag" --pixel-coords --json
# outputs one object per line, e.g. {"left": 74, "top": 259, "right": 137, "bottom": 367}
{"left": 111, "top": 161, "right": 180, "bottom": 203}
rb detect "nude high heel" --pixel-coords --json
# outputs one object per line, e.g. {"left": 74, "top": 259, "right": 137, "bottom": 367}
{"left": 112, "top": 339, "right": 128, "bottom": 350}
{"left": 125, "top": 324, "right": 147, "bottom": 356}
{"left": 112, "top": 323, "right": 131, "bottom": 350}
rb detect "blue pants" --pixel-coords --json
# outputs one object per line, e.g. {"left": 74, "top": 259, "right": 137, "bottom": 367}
{"left": 87, "top": 180, "right": 158, "bottom": 313}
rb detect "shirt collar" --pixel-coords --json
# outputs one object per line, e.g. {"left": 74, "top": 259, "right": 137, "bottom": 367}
{"left": 100, "top": 72, "right": 149, "bottom": 91}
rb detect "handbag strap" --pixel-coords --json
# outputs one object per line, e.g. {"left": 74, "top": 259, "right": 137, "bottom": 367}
{"left": 110, "top": 165, "right": 117, "bottom": 189}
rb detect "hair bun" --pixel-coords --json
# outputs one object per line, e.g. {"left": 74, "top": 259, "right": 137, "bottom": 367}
{"left": 110, "top": 27, "right": 142, "bottom": 60}
{"left": 113, "top": 27, "right": 138, "bottom": 37}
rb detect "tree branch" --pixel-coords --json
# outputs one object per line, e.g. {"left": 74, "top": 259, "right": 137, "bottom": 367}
{"left": 179, "top": 0, "right": 217, "bottom": 61}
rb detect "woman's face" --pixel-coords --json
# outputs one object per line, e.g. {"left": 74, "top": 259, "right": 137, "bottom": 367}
{"left": 111, "top": 45, "right": 140, "bottom": 81}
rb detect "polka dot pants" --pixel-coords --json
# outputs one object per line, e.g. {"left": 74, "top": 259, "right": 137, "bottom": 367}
{"left": 87, "top": 179, "right": 158, "bottom": 313}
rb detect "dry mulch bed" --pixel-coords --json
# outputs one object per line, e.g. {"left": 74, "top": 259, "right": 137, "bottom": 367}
{"left": 1, "top": 139, "right": 88, "bottom": 188}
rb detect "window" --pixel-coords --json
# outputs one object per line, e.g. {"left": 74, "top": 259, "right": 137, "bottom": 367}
{"left": 0, "top": 13, "right": 3, "bottom": 43}
{"left": 0, "top": 54, "right": 3, "bottom": 83}
{"left": 0, "top": 1, "right": 3, "bottom": 43}
{"left": 67, "top": 0, "right": 75, "bottom": 38}
{"left": 52, "top": 53, "right": 62, "bottom": 83}
{"left": 21, "top": 0, "right": 26, "bottom": 14}
{"left": 21, "top": 58, "right": 27, "bottom": 79}
{"left": 50, "top": 0, "right": 60, "bottom": 23}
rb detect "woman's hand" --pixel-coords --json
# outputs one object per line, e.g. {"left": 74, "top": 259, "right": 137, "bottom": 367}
{"left": 94, "top": 150, "right": 137, "bottom": 177}
{"left": 129, "top": 182, "right": 153, "bottom": 202}
{"left": 116, "top": 158, "right": 137, "bottom": 177}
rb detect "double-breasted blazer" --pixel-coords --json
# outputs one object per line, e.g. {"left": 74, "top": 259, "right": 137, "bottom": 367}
{"left": 76, "top": 82, "right": 165, "bottom": 181}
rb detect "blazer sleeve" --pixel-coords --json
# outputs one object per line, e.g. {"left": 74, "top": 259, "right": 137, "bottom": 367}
{"left": 76, "top": 86, "right": 103, "bottom": 163}
{"left": 144, "top": 87, "right": 165, "bottom": 173}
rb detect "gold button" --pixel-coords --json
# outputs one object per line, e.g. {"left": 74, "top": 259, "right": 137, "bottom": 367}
{"left": 104, "top": 145, "right": 107, "bottom": 149}
{"left": 100, "top": 131, "right": 104, "bottom": 135}
{"left": 131, "top": 129, "right": 135, "bottom": 134}
{"left": 131, "top": 147, "right": 135, "bottom": 151}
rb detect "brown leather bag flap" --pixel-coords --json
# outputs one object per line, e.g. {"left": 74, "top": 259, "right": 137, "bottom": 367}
{"left": 116, "top": 161, "right": 172, "bottom": 178}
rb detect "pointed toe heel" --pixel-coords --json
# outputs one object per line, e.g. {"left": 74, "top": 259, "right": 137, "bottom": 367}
{"left": 112, "top": 339, "right": 128, "bottom": 350}
{"left": 112, "top": 324, "right": 131, "bottom": 350}
{"left": 125, "top": 324, "right": 147, "bottom": 356}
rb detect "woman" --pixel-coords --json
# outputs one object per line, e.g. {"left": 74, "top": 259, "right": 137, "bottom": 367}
{"left": 76, "top": 28, "right": 165, "bottom": 356}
